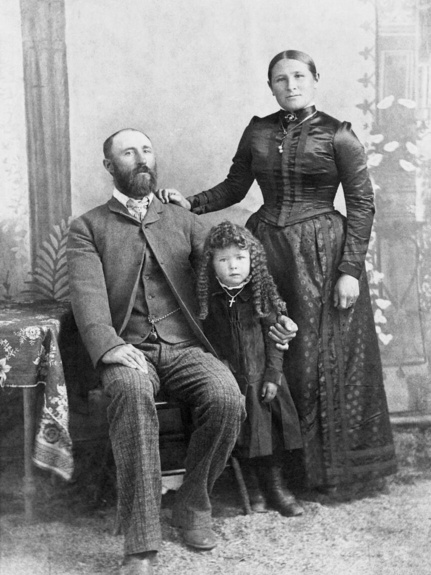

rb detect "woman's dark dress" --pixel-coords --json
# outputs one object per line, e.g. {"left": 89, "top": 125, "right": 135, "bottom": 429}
{"left": 189, "top": 106, "right": 397, "bottom": 488}
{"left": 203, "top": 283, "right": 302, "bottom": 459}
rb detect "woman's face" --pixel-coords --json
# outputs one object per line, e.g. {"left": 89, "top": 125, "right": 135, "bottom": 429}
{"left": 269, "top": 58, "right": 318, "bottom": 112}
{"left": 213, "top": 246, "right": 251, "bottom": 288}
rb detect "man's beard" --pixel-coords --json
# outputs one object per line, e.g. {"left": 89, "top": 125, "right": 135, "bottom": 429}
{"left": 112, "top": 162, "right": 158, "bottom": 198}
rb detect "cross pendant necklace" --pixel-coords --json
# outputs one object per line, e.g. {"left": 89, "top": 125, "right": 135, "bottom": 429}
{"left": 221, "top": 284, "right": 246, "bottom": 307}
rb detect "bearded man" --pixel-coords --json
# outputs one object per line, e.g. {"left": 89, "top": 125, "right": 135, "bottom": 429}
{"left": 67, "top": 128, "right": 292, "bottom": 575}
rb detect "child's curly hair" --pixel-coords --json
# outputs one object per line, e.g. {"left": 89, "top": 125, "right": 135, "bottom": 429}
{"left": 197, "top": 220, "right": 287, "bottom": 320}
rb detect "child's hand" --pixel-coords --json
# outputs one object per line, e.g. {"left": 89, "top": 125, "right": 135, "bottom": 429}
{"left": 261, "top": 382, "right": 278, "bottom": 403}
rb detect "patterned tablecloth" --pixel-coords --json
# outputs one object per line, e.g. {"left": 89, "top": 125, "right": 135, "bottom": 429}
{"left": 0, "top": 301, "right": 74, "bottom": 480}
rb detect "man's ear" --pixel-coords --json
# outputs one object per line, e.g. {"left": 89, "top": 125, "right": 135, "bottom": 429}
{"left": 103, "top": 158, "right": 113, "bottom": 174}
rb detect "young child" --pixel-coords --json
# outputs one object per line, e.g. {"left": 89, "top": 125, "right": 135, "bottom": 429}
{"left": 197, "top": 220, "right": 303, "bottom": 516}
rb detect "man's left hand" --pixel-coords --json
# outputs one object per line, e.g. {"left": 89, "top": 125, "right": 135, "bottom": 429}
{"left": 269, "top": 315, "right": 298, "bottom": 351}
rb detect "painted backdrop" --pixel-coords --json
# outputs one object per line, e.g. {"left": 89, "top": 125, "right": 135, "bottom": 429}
{"left": 0, "top": 0, "right": 430, "bottom": 413}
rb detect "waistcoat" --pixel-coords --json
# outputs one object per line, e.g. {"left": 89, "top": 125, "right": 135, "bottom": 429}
{"left": 122, "top": 246, "right": 196, "bottom": 344}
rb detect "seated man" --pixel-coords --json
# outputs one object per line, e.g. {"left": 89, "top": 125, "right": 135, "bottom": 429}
{"left": 67, "top": 128, "right": 293, "bottom": 575}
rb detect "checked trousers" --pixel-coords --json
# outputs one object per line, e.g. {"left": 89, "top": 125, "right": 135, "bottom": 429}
{"left": 101, "top": 340, "right": 245, "bottom": 554}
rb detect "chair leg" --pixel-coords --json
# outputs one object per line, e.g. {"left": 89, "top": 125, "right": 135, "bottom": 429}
{"left": 93, "top": 437, "right": 114, "bottom": 507}
{"left": 230, "top": 455, "right": 252, "bottom": 515}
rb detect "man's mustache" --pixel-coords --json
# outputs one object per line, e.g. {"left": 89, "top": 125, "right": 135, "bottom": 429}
{"left": 134, "top": 165, "right": 152, "bottom": 175}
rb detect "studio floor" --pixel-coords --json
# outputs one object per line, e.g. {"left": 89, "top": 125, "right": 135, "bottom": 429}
{"left": 1, "top": 425, "right": 431, "bottom": 575}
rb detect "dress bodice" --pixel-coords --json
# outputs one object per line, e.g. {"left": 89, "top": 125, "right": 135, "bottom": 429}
{"left": 189, "top": 109, "right": 375, "bottom": 278}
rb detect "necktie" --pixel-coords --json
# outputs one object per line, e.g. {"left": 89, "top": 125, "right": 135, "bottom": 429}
{"left": 126, "top": 197, "right": 150, "bottom": 221}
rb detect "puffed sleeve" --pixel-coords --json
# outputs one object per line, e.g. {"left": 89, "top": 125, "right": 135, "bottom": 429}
{"left": 187, "top": 118, "right": 256, "bottom": 214}
{"left": 334, "top": 122, "right": 375, "bottom": 279}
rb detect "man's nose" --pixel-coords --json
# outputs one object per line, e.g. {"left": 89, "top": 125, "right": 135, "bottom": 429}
{"left": 136, "top": 151, "right": 147, "bottom": 164}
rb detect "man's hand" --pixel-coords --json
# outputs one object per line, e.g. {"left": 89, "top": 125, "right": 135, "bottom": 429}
{"left": 156, "top": 188, "right": 191, "bottom": 210}
{"left": 261, "top": 381, "right": 278, "bottom": 403}
{"left": 333, "top": 274, "right": 359, "bottom": 310}
{"left": 101, "top": 344, "right": 148, "bottom": 374}
{"left": 269, "top": 314, "right": 298, "bottom": 351}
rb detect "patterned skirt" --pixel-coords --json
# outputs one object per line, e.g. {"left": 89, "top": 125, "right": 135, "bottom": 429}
{"left": 247, "top": 211, "right": 397, "bottom": 488}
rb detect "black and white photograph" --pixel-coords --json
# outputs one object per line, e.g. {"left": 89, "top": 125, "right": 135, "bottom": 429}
{"left": 0, "top": 1, "right": 430, "bottom": 573}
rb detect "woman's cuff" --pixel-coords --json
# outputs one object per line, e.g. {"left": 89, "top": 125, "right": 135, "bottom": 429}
{"left": 338, "top": 262, "right": 362, "bottom": 280}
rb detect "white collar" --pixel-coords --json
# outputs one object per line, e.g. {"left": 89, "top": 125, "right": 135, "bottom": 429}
{"left": 216, "top": 276, "right": 251, "bottom": 291}
{"left": 113, "top": 187, "right": 153, "bottom": 208}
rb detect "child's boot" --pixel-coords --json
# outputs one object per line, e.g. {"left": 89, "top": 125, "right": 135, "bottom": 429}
{"left": 243, "top": 464, "right": 268, "bottom": 513}
{"left": 262, "top": 465, "right": 304, "bottom": 517}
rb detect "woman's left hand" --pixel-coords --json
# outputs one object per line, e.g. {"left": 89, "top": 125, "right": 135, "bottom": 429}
{"left": 269, "top": 315, "right": 298, "bottom": 351}
{"left": 333, "top": 274, "right": 359, "bottom": 310}
{"left": 156, "top": 188, "right": 191, "bottom": 210}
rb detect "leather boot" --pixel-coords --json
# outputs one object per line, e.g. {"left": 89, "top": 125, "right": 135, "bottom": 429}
{"left": 243, "top": 463, "right": 268, "bottom": 513}
{"left": 262, "top": 466, "right": 304, "bottom": 517}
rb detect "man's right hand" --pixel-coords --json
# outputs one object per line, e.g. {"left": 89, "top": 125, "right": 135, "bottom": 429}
{"left": 156, "top": 188, "right": 191, "bottom": 210}
{"left": 101, "top": 344, "right": 148, "bottom": 374}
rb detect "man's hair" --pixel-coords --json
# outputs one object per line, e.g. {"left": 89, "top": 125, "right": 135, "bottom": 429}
{"left": 103, "top": 128, "right": 152, "bottom": 159}
{"left": 196, "top": 220, "right": 287, "bottom": 319}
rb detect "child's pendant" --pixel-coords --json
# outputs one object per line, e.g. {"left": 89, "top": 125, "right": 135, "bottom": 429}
{"left": 223, "top": 284, "right": 246, "bottom": 307}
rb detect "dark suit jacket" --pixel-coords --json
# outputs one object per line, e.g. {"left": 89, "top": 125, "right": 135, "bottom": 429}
{"left": 67, "top": 196, "right": 215, "bottom": 367}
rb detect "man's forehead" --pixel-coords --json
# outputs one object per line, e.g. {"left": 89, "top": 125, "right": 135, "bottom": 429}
{"left": 111, "top": 130, "right": 153, "bottom": 151}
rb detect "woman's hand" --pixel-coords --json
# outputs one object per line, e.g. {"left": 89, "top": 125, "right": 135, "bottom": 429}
{"left": 269, "top": 315, "right": 298, "bottom": 351}
{"left": 156, "top": 188, "right": 191, "bottom": 210}
{"left": 333, "top": 274, "right": 359, "bottom": 310}
{"left": 261, "top": 381, "right": 278, "bottom": 403}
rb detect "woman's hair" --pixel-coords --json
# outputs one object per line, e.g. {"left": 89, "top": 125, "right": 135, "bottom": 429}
{"left": 267, "top": 50, "right": 318, "bottom": 82}
{"left": 197, "top": 220, "right": 287, "bottom": 319}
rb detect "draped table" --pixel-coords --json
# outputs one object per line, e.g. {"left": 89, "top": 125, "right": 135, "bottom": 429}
{"left": 0, "top": 301, "right": 74, "bottom": 520}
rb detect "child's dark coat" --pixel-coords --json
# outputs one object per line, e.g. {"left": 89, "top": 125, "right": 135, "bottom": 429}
{"left": 203, "top": 283, "right": 302, "bottom": 458}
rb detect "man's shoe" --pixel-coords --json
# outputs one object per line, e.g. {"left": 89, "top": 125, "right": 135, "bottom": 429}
{"left": 120, "top": 552, "right": 157, "bottom": 575}
{"left": 179, "top": 527, "right": 218, "bottom": 550}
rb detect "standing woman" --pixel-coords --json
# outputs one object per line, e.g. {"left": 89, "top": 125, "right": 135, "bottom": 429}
{"left": 163, "top": 50, "right": 397, "bottom": 493}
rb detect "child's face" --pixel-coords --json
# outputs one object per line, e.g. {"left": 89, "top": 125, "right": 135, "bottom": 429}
{"left": 213, "top": 246, "right": 251, "bottom": 287}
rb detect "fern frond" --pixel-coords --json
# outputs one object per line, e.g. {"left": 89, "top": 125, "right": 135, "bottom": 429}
{"left": 33, "top": 266, "right": 53, "bottom": 284}
{"left": 42, "top": 241, "right": 57, "bottom": 262}
{"left": 49, "top": 233, "right": 59, "bottom": 250}
{"left": 22, "top": 217, "right": 71, "bottom": 301}
{"left": 39, "top": 249, "right": 55, "bottom": 269}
